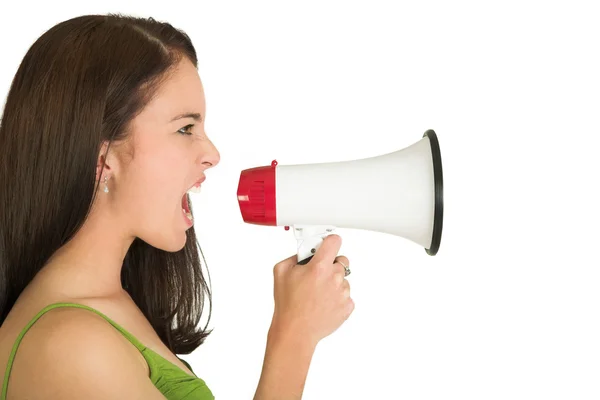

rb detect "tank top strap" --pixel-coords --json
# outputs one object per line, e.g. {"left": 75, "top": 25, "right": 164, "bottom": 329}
{"left": 1, "top": 302, "right": 147, "bottom": 400}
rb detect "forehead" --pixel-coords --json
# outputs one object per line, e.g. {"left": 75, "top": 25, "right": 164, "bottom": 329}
{"left": 138, "top": 58, "right": 205, "bottom": 125}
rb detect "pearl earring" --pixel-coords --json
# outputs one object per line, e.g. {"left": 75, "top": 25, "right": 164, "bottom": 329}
{"left": 103, "top": 176, "right": 110, "bottom": 193}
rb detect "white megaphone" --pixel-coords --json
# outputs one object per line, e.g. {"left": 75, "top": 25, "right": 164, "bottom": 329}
{"left": 237, "top": 129, "right": 443, "bottom": 265}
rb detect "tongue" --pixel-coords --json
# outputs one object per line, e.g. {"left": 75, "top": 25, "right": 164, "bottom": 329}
{"left": 182, "top": 194, "right": 190, "bottom": 213}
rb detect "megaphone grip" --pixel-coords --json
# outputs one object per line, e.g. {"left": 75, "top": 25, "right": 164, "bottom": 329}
{"left": 295, "top": 233, "right": 327, "bottom": 265}
{"left": 297, "top": 255, "right": 313, "bottom": 265}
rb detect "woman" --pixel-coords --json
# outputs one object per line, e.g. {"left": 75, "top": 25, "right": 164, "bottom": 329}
{"left": 0, "top": 13, "right": 354, "bottom": 400}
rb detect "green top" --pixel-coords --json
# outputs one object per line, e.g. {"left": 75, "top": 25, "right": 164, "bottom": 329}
{"left": 1, "top": 302, "right": 214, "bottom": 400}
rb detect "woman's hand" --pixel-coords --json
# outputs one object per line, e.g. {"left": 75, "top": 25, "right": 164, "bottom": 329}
{"left": 270, "top": 234, "right": 354, "bottom": 348}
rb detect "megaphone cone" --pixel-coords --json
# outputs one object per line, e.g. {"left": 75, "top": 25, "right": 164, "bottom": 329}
{"left": 237, "top": 129, "right": 443, "bottom": 262}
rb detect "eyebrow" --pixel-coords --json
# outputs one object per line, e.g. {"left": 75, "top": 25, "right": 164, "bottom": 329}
{"left": 170, "top": 112, "right": 203, "bottom": 123}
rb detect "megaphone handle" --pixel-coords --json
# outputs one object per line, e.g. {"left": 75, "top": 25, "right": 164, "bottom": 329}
{"left": 296, "top": 234, "right": 327, "bottom": 265}
{"left": 297, "top": 256, "right": 313, "bottom": 265}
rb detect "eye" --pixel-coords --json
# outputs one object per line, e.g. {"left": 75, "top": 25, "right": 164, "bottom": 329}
{"left": 177, "top": 124, "right": 195, "bottom": 135}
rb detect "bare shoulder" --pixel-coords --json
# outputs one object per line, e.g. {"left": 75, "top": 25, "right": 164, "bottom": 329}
{"left": 4, "top": 306, "right": 166, "bottom": 400}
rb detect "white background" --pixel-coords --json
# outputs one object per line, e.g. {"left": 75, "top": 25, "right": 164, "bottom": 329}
{"left": 1, "top": 1, "right": 599, "bottom": 399}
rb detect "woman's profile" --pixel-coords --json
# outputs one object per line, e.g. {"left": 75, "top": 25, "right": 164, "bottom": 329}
{"left": 0, "top": 13, "right": 354, "bottom": 399}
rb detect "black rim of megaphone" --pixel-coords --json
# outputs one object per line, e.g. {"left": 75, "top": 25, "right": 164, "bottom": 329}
{"left": 423, "top": 129, "right": 443, "bottom": 256}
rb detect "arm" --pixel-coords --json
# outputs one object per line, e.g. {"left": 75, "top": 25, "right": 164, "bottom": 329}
{"left": 253, "top": 322, "right": 318, "bottom": 400}
{"left": 8, "top": 307, "right": 167, "bottom": 400}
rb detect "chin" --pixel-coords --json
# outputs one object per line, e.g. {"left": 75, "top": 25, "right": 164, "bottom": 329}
{"left": 142, "top": 230, "right": 188, "bottom": 253}
{"left": 162, "top": 240, "right": 187, "bottom": 253}
{"left": 172, "top": 232, "right": 189, "bottom": 252}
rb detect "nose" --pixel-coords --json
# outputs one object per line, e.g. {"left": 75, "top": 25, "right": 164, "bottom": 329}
{"left": 199, "top": 136, "right": 220, "bottom": 169}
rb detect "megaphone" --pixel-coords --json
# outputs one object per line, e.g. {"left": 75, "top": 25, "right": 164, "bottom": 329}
{"left": 237, "top": 129, "right": 443, "bottom": 265}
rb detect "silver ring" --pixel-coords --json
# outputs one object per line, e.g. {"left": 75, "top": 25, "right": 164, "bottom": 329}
{"left": 337, "top": 260, "right": 351, "bottom": 277}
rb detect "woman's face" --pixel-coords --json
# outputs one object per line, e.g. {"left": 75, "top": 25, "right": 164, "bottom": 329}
{"left": 104, "top": 57, "right": 220, "bottom": 251}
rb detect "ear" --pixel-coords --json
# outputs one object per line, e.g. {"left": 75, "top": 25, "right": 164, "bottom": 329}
{"left": 96, "top": 140, "right": 114, "bottom": 183}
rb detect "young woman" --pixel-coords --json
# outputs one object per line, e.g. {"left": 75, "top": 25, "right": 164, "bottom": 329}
{"left": 0, "top": 13, "right": 354, "bottom": 399}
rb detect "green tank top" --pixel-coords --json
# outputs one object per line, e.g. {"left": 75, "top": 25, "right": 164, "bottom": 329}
{"left": 0, "top": 302, "right": 214, "bottom": 400}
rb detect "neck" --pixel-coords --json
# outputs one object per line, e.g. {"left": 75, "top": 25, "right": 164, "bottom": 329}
{"left": 36, "top": 201, "right": 135, "bottom": 299}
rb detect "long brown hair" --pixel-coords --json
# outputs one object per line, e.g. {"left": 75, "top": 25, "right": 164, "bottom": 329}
{"left": 0, "top": 13, "right": 212, "bottom": 354}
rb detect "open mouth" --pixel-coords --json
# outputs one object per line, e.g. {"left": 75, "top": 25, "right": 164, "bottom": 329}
{"left": 181, "top": 193, "right": 193, "bottom": 221}
{"left": 181, "top": 178, "right": 203, "bottom": 224}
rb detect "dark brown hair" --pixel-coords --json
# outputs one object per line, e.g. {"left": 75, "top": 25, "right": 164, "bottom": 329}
{"left": 0, "top": 13, "right": 212, "bottom": 354}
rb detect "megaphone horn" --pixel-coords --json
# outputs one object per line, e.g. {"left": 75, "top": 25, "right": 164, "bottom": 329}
{"left": 237, "top": 129, "right": 443, "bottom": 264}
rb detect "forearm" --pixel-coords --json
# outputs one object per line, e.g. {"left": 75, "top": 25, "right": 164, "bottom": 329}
{"left": 254, "top": 324, "right": 317, "bottom": 400}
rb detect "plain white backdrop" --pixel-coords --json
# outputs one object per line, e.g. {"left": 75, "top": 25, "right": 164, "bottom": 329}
{"left": 1, "top": 1, "right": 599, "bottom": 399}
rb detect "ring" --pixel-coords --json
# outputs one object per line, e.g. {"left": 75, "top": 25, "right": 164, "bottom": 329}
{"left": 337, "top": 259, "right": 351, "bottom": 277}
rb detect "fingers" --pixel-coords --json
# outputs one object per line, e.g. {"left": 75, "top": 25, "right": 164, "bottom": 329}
{"left": 341, "top": 279, "right": 354, "bottom": 320}
{"left": 341, "top": 277, "right": 350, "bottom": 298}
{"left": 334, "top": 255, "right": 349, "bottom": 273}
{"left": 330, "top": 256, "right": 348, "bottom": 285}
{"left": 274, "top": 254, "right": 298, "bottom": 277}
{"left": 311, "top": 234, "right": 343, "bottom": 266}
{"left": 345, "top": 298, "right": 355, "bottom": 319}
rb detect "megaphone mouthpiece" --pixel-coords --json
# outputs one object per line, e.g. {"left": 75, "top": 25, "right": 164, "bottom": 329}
{"left": 237, "top": 159, "right": 279, "bottom": 226}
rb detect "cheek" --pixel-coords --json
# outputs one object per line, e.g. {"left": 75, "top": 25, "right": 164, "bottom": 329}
{"left": 124, "top": 136, "right": 191, "bottom": 214}
{"left": 125, "top": 155, "right": 183, "bottom": 215}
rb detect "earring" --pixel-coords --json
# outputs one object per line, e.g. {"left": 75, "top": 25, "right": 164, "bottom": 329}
{"left": 103, "top": 176, "right": 110, "bottom": 193}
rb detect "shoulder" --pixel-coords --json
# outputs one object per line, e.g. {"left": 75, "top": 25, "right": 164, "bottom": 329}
{"left": 6, "top": 306, "right": 164, "bottom": 399}
{"left": 27, "top": 306, "right": 141, "bottom": 367}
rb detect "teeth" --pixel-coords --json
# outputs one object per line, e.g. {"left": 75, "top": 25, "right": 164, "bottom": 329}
{"left": 182, "top": 208, "right": 193, "bottom": 222}
{"left": 187, "top": 185, "right": 201, "bottom": 193}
